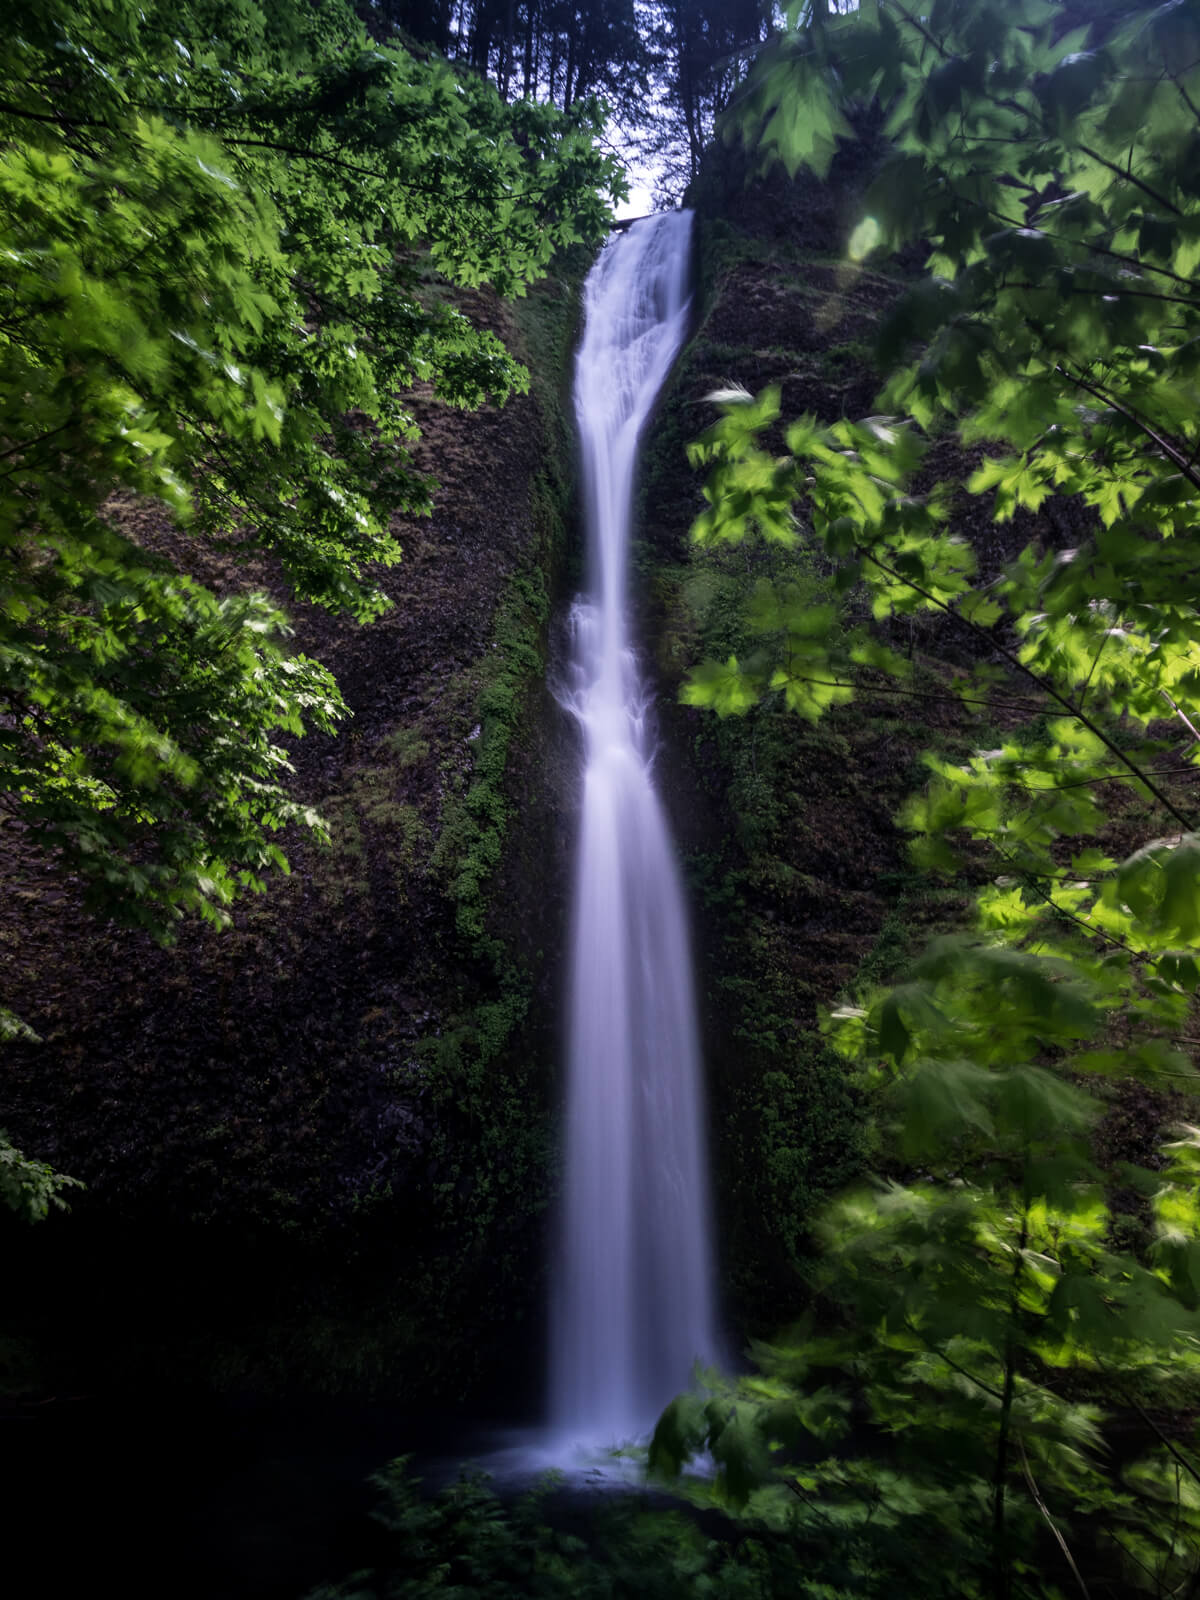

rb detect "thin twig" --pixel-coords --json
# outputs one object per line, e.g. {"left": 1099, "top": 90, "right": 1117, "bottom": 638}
{"left": 1018, "top": 1436, "right": 1091, "bottom": 1600}
{"left": 1125, "top": 1393, "right": 1200, "bottom": 1493}
{"left": 1078, "top": 629, "right": 1111, "bottom": 713}
{"left": 901, "top": 1317, "right": 1005, "bottom": 1401}
{"left": 0, "top": 423, "right": 73, "bottom": 465}
{"left": 1077, "top": 142, "right": 1183, "bottom": 216}
{"left": 1003, "top": 280, "right": 1199, "bottom": 309}
{"left": 858, "top": 546, "right": 1196, "bottom": 831}
{"left": 982, "top": 203, "right": 1199, "bottom": 293}
{"left": 994, "top": 843, "right": 1138, "bottom": 957}
{"left": 1055, "top": 365, "right": 1200, "bottom": 493}
{"left": 1160, "top": 688, "right": 1200, "bottom": 747}
{"left": 1171, "top": 70, "right": 1200, "bottom": 126}
{"left": 768, "top": 669, "right": 1047, "bottom": 713}
{"left": 0, "top": 99, "right": 109, "bottom": 129}
{"left": 888, "top": 0, "right": 950, "bottom": 59}
{"left": 783, "top": 1475, "right": 837, "bottom": 1529}
{"left": 1049, "top": 767, "right": 1199, "bottom": 792}
{"left": 1111, "top": 1531, "right": 1172, "bottom": 1592}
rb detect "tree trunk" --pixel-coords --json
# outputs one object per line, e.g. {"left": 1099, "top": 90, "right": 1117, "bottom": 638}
{"left": 470, "top": 1, "right": 492, "bottom": 75}
{"left": 498, "top": 0, "right": 515, "bottom": 97}
{"left": 680, "top": 31, "right": 700, "bottom": 181}
{"left": 564, "top": 22, "right": 576, "bottom": 110}
{"left": 523, "top": 0, "right": 536, "bottom": 98}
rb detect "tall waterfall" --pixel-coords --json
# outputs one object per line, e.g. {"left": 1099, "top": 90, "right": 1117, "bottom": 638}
{"left": 551, "top": 210, "right": 718, "bottom": 1440}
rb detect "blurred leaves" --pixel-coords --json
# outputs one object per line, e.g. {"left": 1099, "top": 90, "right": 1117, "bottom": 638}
{"left": 671, "top": 1, "right": 1200, "bottom": 1592}
{"left": 0, "top": 0, "right": 621, "bottom": 937}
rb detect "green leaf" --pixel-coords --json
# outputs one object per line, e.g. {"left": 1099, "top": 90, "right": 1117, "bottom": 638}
{"left": 680, "top": 656, "right": 762, "bottom": 718}
{"left": 898, "top": 1058, "right": 996, "bottom": 1158}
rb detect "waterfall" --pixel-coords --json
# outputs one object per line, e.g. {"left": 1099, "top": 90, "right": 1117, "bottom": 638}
{"left": 551, "top": 210, "right": 718, "bottom": 1441}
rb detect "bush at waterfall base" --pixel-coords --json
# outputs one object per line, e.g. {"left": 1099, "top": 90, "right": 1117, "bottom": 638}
{"left": 653, "top": 1, "right": 1200, "bottom": 1596}
{"left": 304, "top": 1456, "right": 928, "bottom": 1600}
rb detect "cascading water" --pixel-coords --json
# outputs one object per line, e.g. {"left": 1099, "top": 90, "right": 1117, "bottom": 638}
{"left": 551, "top": 210, "right": 719, "bottom": 1442}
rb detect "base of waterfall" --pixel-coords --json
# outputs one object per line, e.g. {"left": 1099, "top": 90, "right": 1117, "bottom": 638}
{"left": 421, "top": 1424, "right": 715, "bottom": 1494}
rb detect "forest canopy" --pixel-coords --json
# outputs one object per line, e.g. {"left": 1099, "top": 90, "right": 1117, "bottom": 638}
{"left": 359, "top": 0, "right": 774, "bottom": 193}
{"left": 0, "top": 0, "right": 621, "bottom": 946}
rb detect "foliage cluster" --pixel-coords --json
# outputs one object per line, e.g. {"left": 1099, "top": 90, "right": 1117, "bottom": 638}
{"left": 369, "top": 0, "right": 772, "bottom": 198}
{"left": 0, "top": 1129, "right": 83, "bottom": 1223}
{"left": 657, "top": 0, "right": 1200, "bottom": 1594}
{"left": 0, "top": 0, "right": 620, "bottom": 944}
{"left": 306, "top": 1456, "right": 900, "bottom": 1600}
{"left": 0, "top": 0, "right": 619, "bottom": 1237}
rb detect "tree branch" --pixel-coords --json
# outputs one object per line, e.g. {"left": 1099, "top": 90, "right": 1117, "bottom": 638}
{"left": 1003, "top": 280, "right": 1199, "bottom": 309}
{"left": 857, "top": 546, "right": 1196, "bottom": 831}
{"left": 1017, "top": 1436, "right": 1091, "bottom": 1600}
{"left": 993, "top": 843, "right": 1139, "bottom": 958}
{"left": 1054, "top": 364, "right": 1200, "bottom": 493}
{"left": 1048, "top": 766, "right": 1199, "bottom": 793}
{"left": 218, "top": 134, "right": 388, "bottom": 182}
{"left": 886, "top": 0, "right": 950, "bottom": 59}
{"left": 983, "top": 204, "right": 1200, "bottom": 293}
{"left": 993, "top": 1207, "right": 1028, "bottom": 1600}
{"left": 1076, "top": 628, "right": 1110, "bottom": 714}
{"left": 900, "top": 1316, "right": 1005, "bottom": 1400}
{"left": 767, "top": 669, "right": 1047, "bottom": 714}
{"left": 0, "top": 98, "right": 110, "bottom": 129}
{"left": 1160, "top": 687, "right": 1200, "bottom": 747}
{"left": 0, "top": 423, "right": 73, "bottom": 466}
{"left": 1123, "top": 1390, "right": 1200, "bottom": 1494}
{"left": 1171, "top": 69, "right": 1200, "bottom": 126}
{"left": 1076, "top": 142, "right": 1183, "bottom": 216}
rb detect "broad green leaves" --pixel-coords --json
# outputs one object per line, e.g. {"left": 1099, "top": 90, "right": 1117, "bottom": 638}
{"left": 0, "top": 1129, "right": 83, "bottom": 1223}
{"left": 731, "top": 39, "right": 855, "bottom": 182}
{"left": 0, "top": 0, "right": 621, "bottom": 936}
{"left": 669, "top": 2, "right": 1200, "bottom": 1590}
{"left": 687, "top": 0, "right": 1200, "bottom": 1013}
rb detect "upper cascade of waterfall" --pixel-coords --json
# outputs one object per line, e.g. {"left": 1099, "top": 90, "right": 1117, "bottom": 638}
{"left": 551, "top": 209, "right": 719, "bottom": 1444}
{"left": 574, "top": 210, "right": 694, "bottom": 452}
{"left": 573, "top": 211, "right": 695, "bottom": 667}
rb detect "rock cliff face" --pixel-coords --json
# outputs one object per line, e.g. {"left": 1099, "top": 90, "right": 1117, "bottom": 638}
{"left": 1, "top": 267, "right": 587, "bottom": 1406}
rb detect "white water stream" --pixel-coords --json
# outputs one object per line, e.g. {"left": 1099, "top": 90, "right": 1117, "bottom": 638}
{"left": 550, "top": 210, "right": 719, "bottom": 1443}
